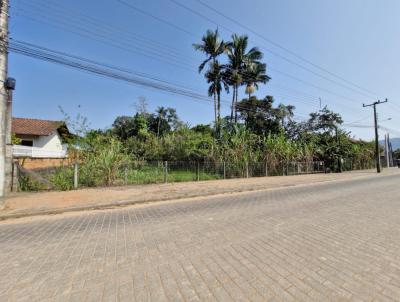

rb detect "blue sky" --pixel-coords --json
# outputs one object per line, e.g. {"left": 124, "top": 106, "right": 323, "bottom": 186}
{"left": 9, "top": 0, "right": 400, "bottom": 139}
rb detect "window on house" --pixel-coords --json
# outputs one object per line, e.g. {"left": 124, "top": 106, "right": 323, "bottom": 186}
{"left": 20, "top": 140, "right": 33, "bottom": 147}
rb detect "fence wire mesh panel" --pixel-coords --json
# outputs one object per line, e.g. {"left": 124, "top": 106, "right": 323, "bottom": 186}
{"left": 248, "top": 162, "right": 267, "bottom": 178}
{"left": 122, "top": 161, "right": 164, "bottom": 185}
{"left": 15, "top": 159, "right": 375, "bottom": 191}
{"left": 341, "top": 159, "right": 376, "bottom": 172}
{"left": 165, "top": 161, "right": 197, "bottom": 182}
{"left": 200, "top": 161, "right": 224, "bottom": 181}
{"left": 16, "top": 163, "right": 75, "bottom": 191}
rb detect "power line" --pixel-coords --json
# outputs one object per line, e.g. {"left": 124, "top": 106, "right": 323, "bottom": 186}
{"left": 194, "top": 0, "right": 380, "bottom": 98}
{"left": 13, "top": 38, "right": 323, "bottom": 116}
{"left": 15, "top": 3, "right": 272, "bottom": 84}
{"left": 5, "top": 40, "right": 279, "bottom": 115}
{"left": 14, "top": 8, "right": 197, "bottom": 71}
{"left": 14, "top": 0, "right": 369, "bottom": 114}
{"left": 14, "top": 41, "right": 378, "bottom": 135}
{"left": 9, "top": 41, "right": 215, "bottom": 104}
{"left": 11, "top": 39, "right": 198, "bottom": 91}
{"left": 14, "top": 1, "right": 376, "bottom": 119}
{"left": 10, "top": 40, "right": 325, "bottom": 122}
{"left": 168, "top": 0, "right": 377, "bottom": 100}
{"left": 269, "top": 67, "right": 362, "bottom": 105}
{"left": 112, "top": 0, "right": 372, "bottom": 106}
{"left": 115, "top": 0, "right": 195, "bottom": 36}
{"left": 16, "top": 0, "right": 196, "bottom": 62}
{"left": 12, "top": 17, "right": 323, "bottom": 109}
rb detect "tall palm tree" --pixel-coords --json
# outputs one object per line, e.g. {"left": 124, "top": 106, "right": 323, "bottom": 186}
{"left": 244, "top": 62, "right": 271, "bottom": 99}
{"left": 193, "top": 29, "right": 227, "bottom": 129}
{"left": 226, "top": 34, "right": 264, "bottom": 123}
{"left": 155, "top": 107, "right": 180, "bottom": 137}
{"left": 155, "top": 106, "right": 168, "bottom": 138}
{"left": 205, "top": 61, "right": 229, "bottom": 132}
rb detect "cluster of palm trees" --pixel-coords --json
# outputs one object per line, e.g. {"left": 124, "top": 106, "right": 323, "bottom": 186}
{"left": 193, "top": 29, "right": 271, "bottom": 131}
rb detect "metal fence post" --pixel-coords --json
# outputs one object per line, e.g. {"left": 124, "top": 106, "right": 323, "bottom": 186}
{"left": 196, "top": 161, "right": 200, "bottom": 181}
{"left": 246, "top": 161, "right": 249, "bottom": 178}
{"left": 265, "top": 162, "right": 268, "bottom": 177}
{"left": 11, "top": 161, "right": 19, "bottom": 192}
{"left": 74, "top": 163, "right": 79, "bottom": 189}
{"left": 164, "top": 161, "right": 168, "bottom": 183}
{"left": 124, "top": 165, "right": 128, "bottom": 185}
{"left": 223, "top": 161, "right": 226, "bottom": 179}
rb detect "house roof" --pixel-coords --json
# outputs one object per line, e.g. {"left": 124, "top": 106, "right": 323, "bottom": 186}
{"left": 12, "top": 117, "right": 67, "bottom": 136}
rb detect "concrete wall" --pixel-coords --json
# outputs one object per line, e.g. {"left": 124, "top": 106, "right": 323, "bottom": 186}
{"left": 16, "top": 157, "right": 73, "bottom": 170}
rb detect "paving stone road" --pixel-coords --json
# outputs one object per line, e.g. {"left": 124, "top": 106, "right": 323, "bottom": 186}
{"left": 1, "top": 173, "right": 400, "bottom": 301}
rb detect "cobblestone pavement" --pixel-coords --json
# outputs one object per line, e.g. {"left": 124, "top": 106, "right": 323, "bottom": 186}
{"left": 1, "top": 174, "right": 400, "bottom": 301}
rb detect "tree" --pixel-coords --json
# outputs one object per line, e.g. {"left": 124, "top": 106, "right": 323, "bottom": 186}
{"left": 205, "top": 61, "right": 229, "bottom": 133}
{"left": 394, "top": 149, "right": 400, "bottom": 160}
{"left": 308, "top": 106, "right": 343, "bottom": 134}
{"left": 307, "top": 107, "right": 345, "bottom": 171}
{"left": 112, "top": 116, "right": 136, "bottom": 140}
{"left": 160, "top": 126, "right": 214, "bottom": 161}
{"left": 236, "top": 95, "right": 281, "bottom": 135}
{"left": 112, "top": 113, "right": 149, "bottom": 140}
{"left": 191, "top": 124, "right": 214, "bottom": 135}
{"left": 155, "top": 106, "right": 168, "bottom": 138}
{"left": 148, "top": 107, "right": 180, "bottom": 137}
{"left": 193, "top": 29, "right": 227, "bottom": 131}
{"left": 244, "top": 62, "right": 270, "bottom": 99}
{"left": 135, "top": 96, "right": 149, "bottom": 116}
{"left": 275, "top": 104, "right": 295, "bottom": 128}
{"left": 226, "top": 34, "right": 264, "bottom": 123}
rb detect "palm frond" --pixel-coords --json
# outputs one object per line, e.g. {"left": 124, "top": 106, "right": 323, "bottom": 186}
{"left": 198, "top": 57, "right": 211, "bottom": 73}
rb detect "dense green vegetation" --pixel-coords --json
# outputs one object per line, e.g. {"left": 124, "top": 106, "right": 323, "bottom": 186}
{"left": 394, "top": 149, "right": 400, "bottom": 161}
{"left": 44, "top": 99, "right": 374, "bottom": 191}
{"left": 19, "top": 30, "right": 377, "bottom": 191}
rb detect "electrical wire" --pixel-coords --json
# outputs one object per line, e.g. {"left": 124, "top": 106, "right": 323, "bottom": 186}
{"left": 13, "top": 0, "right": 394, "bottom": 122}
{"left": 13, "top": 40, "right": 385, "bottom": 137}
{"left": 167, "top": 0, "right": 378, "bottom": 99}
{"left": 15, "top": 9, "right": 197, "bottom": 71}
{"left": 14, "top": 0, "right": 371, "bottom": 113}
{"left": 194, "top": 0, "right": 380, "bottom": 98}
{"left": 16, "top": 0, "right": 197, "bottom": 64}
{"left": 118, "top": 0, "right": 371, "bottom": 107}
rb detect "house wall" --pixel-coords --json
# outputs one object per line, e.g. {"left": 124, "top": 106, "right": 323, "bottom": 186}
{"left": 16, "top": 131, "right": 65, "bottom": 151}
{"left": 34, "top": 131, "right": 64, "bottom": 151}
{"left": 16, "top": 134, "right": 36, "bottom": 144}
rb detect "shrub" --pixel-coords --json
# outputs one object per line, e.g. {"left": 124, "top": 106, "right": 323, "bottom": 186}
{"left": 18, "top": 174, "right": 46, "bottom": 191}
{"left": 50, "top": 167, "right": 74, "bottom": 191}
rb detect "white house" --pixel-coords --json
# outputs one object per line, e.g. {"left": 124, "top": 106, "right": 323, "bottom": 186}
{"left": 12, "top": 117, "right": 71, "bottom": 158}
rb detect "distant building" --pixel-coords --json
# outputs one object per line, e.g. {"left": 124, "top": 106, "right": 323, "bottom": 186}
{"left": 12, "top": 117, "right": 71, "bottom": 159}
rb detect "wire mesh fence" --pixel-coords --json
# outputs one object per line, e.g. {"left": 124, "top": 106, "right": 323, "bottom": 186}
{"left": 15, "top": 159, "right": 374, "bottom": 191}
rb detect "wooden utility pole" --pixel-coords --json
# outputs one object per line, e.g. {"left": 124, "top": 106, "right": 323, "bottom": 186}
{"left": 363, "top": 99, "right": 388, "bottom": 173}
{"left": 0, "top": 0, "right": 9, "bottom": 208}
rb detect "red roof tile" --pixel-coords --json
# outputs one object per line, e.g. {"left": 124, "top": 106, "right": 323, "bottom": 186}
{"left": 12, "top": 117, "right": 65, "bottom": 136}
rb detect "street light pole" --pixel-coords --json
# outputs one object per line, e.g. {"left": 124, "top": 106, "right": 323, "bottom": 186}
{"left": 363, "top": 99, "right": 388, "bottom": 173}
